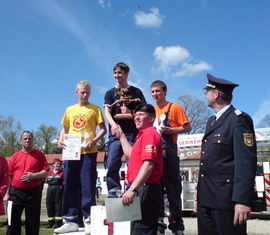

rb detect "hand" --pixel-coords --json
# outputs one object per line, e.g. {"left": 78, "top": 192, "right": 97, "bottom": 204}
{"left": 84, "top": 140, "right": 96, "bottom": 150}
{"left": 111, "top": 124, "right": 120, "bottom": 137}
{"left": 120, "top": 105, "right": 131, "bottom": 114}
{"left": 112, "top": 125, "right": 124, "bottom": 139}
{"left": 233, "top": 204, "right": 251, "bottom": 225}
{"left": 3, "top": 193, "right": 9, "bottom": 205}
{"left": 57, "top": 140, "right": 66, "bottom": 149}
{"left": 160, "top": 126, "right": 174, "bottom": 134}
{"left": 122, "top": 190, "right": 136, "bottom": 206}
{"left": 21, "top": 172, "right": 35, "bottom": 182}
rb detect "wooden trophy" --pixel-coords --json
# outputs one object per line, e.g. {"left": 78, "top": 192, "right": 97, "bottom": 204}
{"left": 108, "top": 87, "right": 141, "bottom": 120}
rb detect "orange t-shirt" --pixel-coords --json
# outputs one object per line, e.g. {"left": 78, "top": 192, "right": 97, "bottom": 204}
{"left": 155, "top": 102, "right": 189, "bottom": 143}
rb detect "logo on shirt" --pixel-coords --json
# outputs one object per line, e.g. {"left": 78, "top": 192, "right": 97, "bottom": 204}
{"left": 243, "top": 133, "right": 254, "bottom": 147}
{"left": 145, "top": 145, "right": 156, "bottom": 153}
{"left": 73, "top": 115, "right": 87, "bottom": 129}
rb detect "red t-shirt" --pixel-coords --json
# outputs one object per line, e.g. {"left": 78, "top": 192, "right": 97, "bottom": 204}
{"left": 9, "top": 150, "right": 49, "bottom": 189}
{"left": 127, "top": 126, "right": 163, "bottom": 184}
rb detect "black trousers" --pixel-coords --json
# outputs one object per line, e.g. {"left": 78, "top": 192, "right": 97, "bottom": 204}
{"left": 46, "top": 185, "right": 63, "bottom": 222}
{"left": 197, "top": 206, "right": 247, "bottom": 235}
{"left": 7, "top": 186, "right": 41, "bottom": 235}
{"left": 131, "top": 184, "right": 162, "bottom": 235}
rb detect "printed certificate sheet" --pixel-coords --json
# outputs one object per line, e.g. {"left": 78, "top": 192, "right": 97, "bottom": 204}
{"left": 105, "top": 197, "right": 142, "bottom": 222}
{"left": 62, "top": 134, "right": 82, "bottom": 160}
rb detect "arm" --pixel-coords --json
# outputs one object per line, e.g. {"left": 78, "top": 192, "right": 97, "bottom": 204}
{"left": 160, "top": 123, "right": 191, "bottom": 135}
{"left": 104, "top": 105, "right": 120, "bottom": 137}
{"left": 232, "top": 114, "right": 257, "bottom": 225}
{"left": 114, "top": 125, "right": 132, "bottom": 157}
{"left": 57, "top": 126, "right": 69, "bottom": 148}
{"left": 0, "top": 158, "right": 9, "bottom": 198}
{"left": 21, "top": 169, "right": 49, "bottom": 182}
{"left": 85, "top": 122, "right": 107, "bottom": 150}
{"left": 122, "top": 160, "right": 154, "bottom": 205}
{"left": 160, "top": 103, "right": 192, "bottom": 134}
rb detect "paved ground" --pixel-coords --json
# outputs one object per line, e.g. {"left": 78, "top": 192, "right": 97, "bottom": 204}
{"left": 36, "top": 185, "right": 270, "bottom": 235}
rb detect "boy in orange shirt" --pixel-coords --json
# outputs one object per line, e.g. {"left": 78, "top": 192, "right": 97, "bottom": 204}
{"left": 150, "top": 80, "right": 191, "bottom": 235}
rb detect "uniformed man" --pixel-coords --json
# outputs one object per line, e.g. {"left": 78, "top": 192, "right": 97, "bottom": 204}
{"left": 196, "top": 74, "right": 257, "bottom": 235}
{"left": 46, "top": 158, "right": 64, "bottom": 228}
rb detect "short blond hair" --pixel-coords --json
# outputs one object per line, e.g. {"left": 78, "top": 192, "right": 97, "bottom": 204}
{"left": 76, "top": 80, "right": 91, "bottom": 92}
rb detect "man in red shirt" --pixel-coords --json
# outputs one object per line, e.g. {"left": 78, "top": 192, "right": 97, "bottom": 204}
{"left": 115, "top": 104, "right": 163, "bottom": 235}
{"left": 7, "top": 131, "right": 49, "bottom": 235}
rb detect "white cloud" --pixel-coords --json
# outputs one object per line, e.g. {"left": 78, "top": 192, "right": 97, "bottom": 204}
{"left": 252, "top": 96, "right": 270, "bottom": 127}
{"left": 153, "top": 45, "right": 212, "bottom": 78}
{"left": 173, "top": 61, "right": 213, "bottom": 77}
{"left": 134, "top": 7, "right": 163, "bottom": 28}
{"left": 97, "top": 0, "right": 111, "bottom": 8}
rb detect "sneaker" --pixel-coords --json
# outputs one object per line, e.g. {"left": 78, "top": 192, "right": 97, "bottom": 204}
{"left": 84, "top": 218, "right": 91, "bottom": 235}
{"left": 54, "top": 222, "right": 78, "bottom": 234}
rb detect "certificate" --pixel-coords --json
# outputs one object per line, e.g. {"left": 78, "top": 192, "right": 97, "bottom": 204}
{"left": 105, "top": 197, "right": 142, "bottom": 222}
{"left": 62, "top": 134, "right": 82, "bottom": 160}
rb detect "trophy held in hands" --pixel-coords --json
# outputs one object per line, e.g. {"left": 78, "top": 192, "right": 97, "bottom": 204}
{"left": 109, "top": 87, "right": 141, "bottom": 120}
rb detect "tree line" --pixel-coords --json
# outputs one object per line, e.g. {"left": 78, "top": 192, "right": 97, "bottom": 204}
{"left": 1, "top": 94, "right": 269, "bottom": 157}
{"left": 0, "top": 117, "right": 106, "bottom": 157}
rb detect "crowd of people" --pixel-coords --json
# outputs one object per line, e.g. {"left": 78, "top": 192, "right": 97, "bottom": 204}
{"left": 0, "top": 62, "right": 257, "bottom": 235}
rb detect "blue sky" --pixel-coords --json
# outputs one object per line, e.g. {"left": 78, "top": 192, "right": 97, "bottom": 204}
{"left": 1, "top": 0, "right": 270, "bottom": 132}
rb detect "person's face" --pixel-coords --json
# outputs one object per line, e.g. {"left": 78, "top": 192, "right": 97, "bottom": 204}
{"left": 76, "top": 86, "right": 90, "bottom": 103}
{"left": 53, "top": 161, "right": 61, "bottom": 171}
{"left": 21, "top": 132, "right": 33, "bottom": 150}
{"left": 205, "top": 89, "right": 218, "bottom": 108}
{"left": 151, "top": 86, "right": 166, "bottom": 104}
{"left": 134, "top": 111, "right": 154, "bottom": 130}
{"left": 114, "top": 68, "right": 128, "bottom": 83}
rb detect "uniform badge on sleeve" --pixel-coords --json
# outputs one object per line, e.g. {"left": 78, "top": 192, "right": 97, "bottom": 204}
{"left": 243, "top": 133, "right": 254, "bottom": 147}
{"left": 145, "top": 145, "right": 156, "bottom": 153}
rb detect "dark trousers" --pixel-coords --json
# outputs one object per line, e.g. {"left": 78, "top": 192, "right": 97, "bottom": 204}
{"left": 46, "top": 185, "right": 63, "bottom": 222}
{"left": 105, "top": 135, "right": 136, "bottom": 196}
{"left": 131, "top": 184, "right": 162, "bottom": 235}
{"left": 7, "top": 186, "right": 41, "bottom": 235}
{"left": 197, "top": 206, "right": 247, "bottom": 235}
{"left": 62, "top": 153, "right": 97, "bottom": 222}
{"left": 161, "top": 150, "right": 184, "bottom": 231}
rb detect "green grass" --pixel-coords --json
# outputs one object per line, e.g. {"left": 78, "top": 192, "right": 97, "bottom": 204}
{"left": 0, "top": 226, "right": 54, "bottom": 235}
{"left": 0, "top": 194, "right": 107, "bottom": 235}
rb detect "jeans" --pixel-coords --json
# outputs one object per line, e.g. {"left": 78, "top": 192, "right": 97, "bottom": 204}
{"left": 62, "top": 153, "right": 97, "bottom": 222}
{"left": 105, "top": 135, "right": 136, "bottom": 197}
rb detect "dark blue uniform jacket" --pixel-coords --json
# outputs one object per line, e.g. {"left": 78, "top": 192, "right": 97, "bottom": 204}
{"left": 197, "top": 105, "right": 257, "bottom": 210}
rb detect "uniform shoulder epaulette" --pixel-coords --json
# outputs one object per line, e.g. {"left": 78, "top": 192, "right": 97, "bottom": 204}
{"left": 234, "top": 109, "right": 242, "bottom": 116}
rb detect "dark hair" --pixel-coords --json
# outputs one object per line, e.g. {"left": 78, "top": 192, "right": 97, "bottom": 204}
{"left": 21, "top": 130, "right": 33, "bottom": 140}
{"left": 219, "top": 90, "right": 233, "bottom": 102}
{"left": 150, "top": 80, "right": 167, "bottom": 92}
{"left": 113, "top": 62, "right": 129, "bottom": 73}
